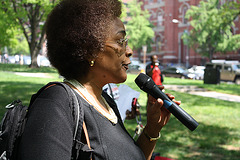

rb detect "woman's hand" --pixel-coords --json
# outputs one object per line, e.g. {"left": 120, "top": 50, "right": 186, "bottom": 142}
{"left": 145, "top": 85, "right": 181, "bottom": 136}
{"left": 136, "top": 86, "right": 181, "bottom": 160}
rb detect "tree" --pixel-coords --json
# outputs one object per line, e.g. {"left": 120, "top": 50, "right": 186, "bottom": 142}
{"left": 0, "top": 0, "right": 59, "bottom": 67}
{"left": 0, "top": 6, "right": 29, "bottom": 56}
{"left": 0, "top": 8, "right": 18, "bottom": 54}
{"left": 8, "top": 35, "right": 29, "bottom": 55}
{"left": 122, "top": 0, "right": 154, "bottom": 60}
{"left": 182, "top": 0, "right": 240, "bottom": 61}
{"left": 0, "top": 11, "right": 28, "bottom": 56}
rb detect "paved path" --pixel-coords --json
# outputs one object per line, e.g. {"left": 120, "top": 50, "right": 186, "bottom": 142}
{"left": 14, "top": 72, "right": 53, "bottom": 78}
{"left": 164, "top": 85, "right": 240, "bottom": 103}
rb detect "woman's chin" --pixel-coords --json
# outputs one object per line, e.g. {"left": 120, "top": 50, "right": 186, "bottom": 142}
{"left": 115, "top": 73, "right": 128, "bottom": 84}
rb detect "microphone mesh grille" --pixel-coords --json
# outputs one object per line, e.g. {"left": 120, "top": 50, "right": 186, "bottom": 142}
{"left": 135, "top": 73, "right": 149, "bottom": 88}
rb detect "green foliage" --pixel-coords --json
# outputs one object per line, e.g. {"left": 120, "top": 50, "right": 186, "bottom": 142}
{"left": 182, "top": 0, "right": 240, "bottom": 60}
{"left": 7, "top": 35, "right": 29, "bottom": 55}
{"left": 0, "top": 0, "right": 59, "bottom": 67}
{"left": 122, "top": 0, "right": 154, "bottom": 50}
{"left": 0, "top": 4, "right": 29, "bottom": 55}
{"left": 120, "top": 1, "right": 127, "bottom": 20}
{"left": 0, "top": 7, "right": 18, "bottom": 48}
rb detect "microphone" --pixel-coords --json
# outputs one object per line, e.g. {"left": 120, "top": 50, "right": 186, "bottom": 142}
{"left": 135, "top": 73, "right": 198, "bottom": 131}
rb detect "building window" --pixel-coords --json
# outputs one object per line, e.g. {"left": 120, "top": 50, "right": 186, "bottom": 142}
{"left": 157, "top": 12, "right": 163, "bottom": 26}
{"left": 149, "top": 0, "right": 154, "bottom": 4}
{"left": 156, "top": 36, "right": 162, "bottom": 53}
{"left": 149, "top": 10, "right": 154, "bottom": 21}
{"left": 182, "top": 5, "right": 188, "bottom": 24}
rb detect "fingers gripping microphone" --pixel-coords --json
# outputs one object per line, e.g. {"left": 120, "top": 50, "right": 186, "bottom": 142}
{"left": 135, "top": 73, "right": 199, "bottom": 131}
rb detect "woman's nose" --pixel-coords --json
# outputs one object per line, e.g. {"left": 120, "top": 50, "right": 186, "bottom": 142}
{"left": 125, "top": 46, "right": 133, "bottom": 58}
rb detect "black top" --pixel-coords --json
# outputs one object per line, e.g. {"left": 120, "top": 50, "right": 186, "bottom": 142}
{"left": 18, "top": 84, "right": 145, "bottom": 160}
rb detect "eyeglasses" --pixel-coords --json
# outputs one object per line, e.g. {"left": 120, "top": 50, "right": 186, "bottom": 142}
{"left": 106, "top": 38, "right": 128, "bottom": 50}
{"left": 105, "top": 38, "right": 128, "bottom": 57}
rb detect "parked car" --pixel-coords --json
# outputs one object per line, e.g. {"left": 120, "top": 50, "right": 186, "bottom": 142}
{"left": 162, "top": 66, "right": 192, "bottom": 79}
{"left": 188, "top": 65, "right": 205, "bottom": 80}
{"left": 127, "top": 64, "right": 141, "bottom": 74}
{"left": 205, "top": 61, "right": 240, "bottom": 84}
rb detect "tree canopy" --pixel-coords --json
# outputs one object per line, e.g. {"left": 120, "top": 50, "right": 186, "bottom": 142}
{"left": 122, "top": 0, "right": 154, "bottom": 57}
{"left": 0, "top": 0, "right": 59, "bottom": 67}
{"left": 0, "top": 7, "right": 18, "bottom": 51}
{"left": 182, "top": 0, "right": 240, "bottom": 60}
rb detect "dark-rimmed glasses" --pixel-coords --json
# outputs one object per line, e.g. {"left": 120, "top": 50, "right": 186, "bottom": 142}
{"left": 106, "top": 38, "right": 128, "bottom": 50}
{"left": 105, "top": 38, "right": 128, "bottom": 56}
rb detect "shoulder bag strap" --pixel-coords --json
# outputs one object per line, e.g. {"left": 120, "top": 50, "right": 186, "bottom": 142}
{"left": 64, "top": 82, "right": 93, "bottom": 160}
{"left": 65, "top": 82, "right": 91, "bottom": 148}
{"left": 107, "top": 83, "right": 115, "bottom": 99}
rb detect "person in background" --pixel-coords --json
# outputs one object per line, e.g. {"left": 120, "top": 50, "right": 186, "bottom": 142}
{"left": 145, "top": 55, "right": 164, "bottom": 86}
{"left": 145, "top": 55, "right": 164, "bottom": 108}
{"left": 15, "top": 54, "right": 20, "bottom": 64}
{"left": 18, "top": 0, "right": 180, "bottom": 159}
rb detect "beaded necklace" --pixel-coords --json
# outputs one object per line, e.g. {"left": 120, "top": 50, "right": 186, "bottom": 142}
{"left": 64, "top": 79, "right": 118, "bottom": 124}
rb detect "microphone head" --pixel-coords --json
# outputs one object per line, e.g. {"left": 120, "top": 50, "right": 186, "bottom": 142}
{"left": 135, "top": 73, "right": 156, "bottom": 92}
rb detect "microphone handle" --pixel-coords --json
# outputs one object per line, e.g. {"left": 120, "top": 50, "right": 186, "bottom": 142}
{"left": 151, "top": 85, "right": 199, "bottom": 131}
{"left": 167, "top": 102, "right": 198, "bottom": 131}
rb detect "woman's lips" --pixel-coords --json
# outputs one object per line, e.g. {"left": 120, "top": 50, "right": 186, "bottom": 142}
{"left": 122, "top": 64, "right": 129, "bottom": 71}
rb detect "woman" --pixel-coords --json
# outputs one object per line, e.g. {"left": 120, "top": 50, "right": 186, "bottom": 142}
{"left": 18, "top": 0, "right": 180, "bottom": 159}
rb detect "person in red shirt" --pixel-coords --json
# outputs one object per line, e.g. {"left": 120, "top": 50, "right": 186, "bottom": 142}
{"left": 145, "top": 55, "right": 163, "bottom": 85}
{"left": 145, "top": 55, "right": 164, "bottom": 110}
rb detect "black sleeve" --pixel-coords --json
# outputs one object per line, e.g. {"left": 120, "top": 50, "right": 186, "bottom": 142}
{"left": 18, "top": 85, "right": 75, "bottom": 160}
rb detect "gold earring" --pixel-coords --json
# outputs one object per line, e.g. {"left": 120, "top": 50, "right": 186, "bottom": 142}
{"left": 90, "top": 60, "right": 94, "bottom": 67}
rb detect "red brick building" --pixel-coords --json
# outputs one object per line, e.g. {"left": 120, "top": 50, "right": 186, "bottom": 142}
{"left": 123, "top": 0, "right": 240, "bottom": 67}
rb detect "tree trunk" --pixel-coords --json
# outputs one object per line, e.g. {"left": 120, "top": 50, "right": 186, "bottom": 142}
{"left": 209, "top": 48, "right": 215, "bottom": 62}
{"left": 137, "top": 48, "right": 142, "bottom": 62}
{"left": 29, "top": 33, "right": 46, "bottom": 68}
{"left": 29, "top": 49, "right": 39, "bottom": 68}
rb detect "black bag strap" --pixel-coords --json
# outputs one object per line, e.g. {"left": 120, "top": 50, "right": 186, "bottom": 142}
{"left": 61, "top": 83, "right": 83, "bottom": 141}
{"left": 107, "top": 83, "right": 115, "bottom": 99}
{"left": 65, "top": 83, "right": 93, "bottom": 160}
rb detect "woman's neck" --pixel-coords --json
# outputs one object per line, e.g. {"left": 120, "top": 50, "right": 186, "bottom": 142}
{"left": 76, "top": 77, "right": 108, "bottom": 107}
{"left": 83, "top": 81, "right": 102, "bottom": 99}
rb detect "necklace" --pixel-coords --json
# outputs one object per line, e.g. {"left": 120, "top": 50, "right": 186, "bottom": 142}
{"left": 64, "top": 79, "right": 118, "bottom": 124}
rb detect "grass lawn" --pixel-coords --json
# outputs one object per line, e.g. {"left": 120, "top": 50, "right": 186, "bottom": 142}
{"left": 0, "top": 64, "right": 240, "bottom": 160}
